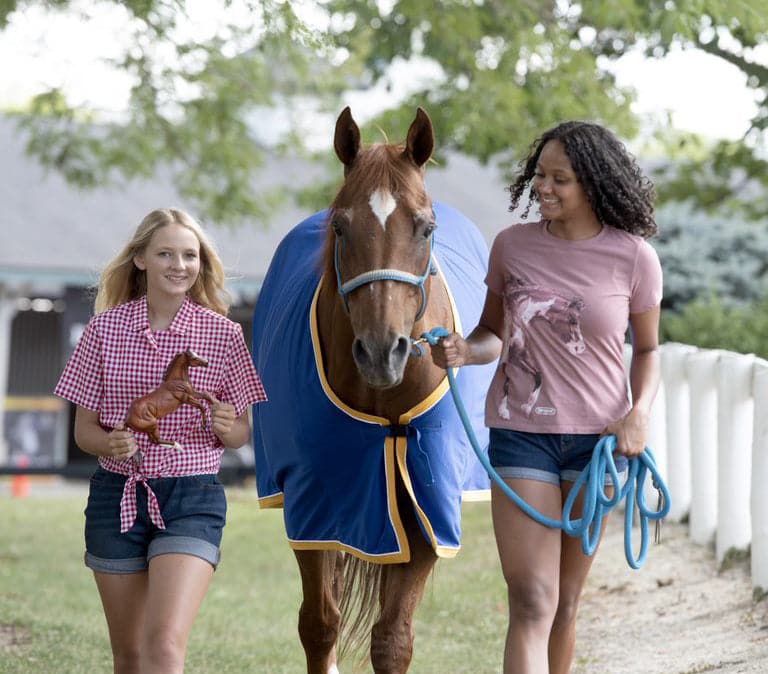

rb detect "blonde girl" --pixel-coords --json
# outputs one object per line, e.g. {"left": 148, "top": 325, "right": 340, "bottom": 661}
{"left": 55, "top": 208, "right": 267, "bottom": 674}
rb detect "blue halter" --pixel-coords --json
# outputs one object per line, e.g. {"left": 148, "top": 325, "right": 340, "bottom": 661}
{"left": 333, "top": 232, "right": 437, "bottom": 321}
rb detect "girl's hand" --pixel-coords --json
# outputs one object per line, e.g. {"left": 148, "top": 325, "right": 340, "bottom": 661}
{"left": 430, "top": 332, "right": 470, "bottom": 369}
{"left": 601, "top": 408, "right": 649, "bottom": 458}
{"left": 106, "top": 426, "right": 139, "bottom": 462}
{"left": 210, "top": 401, "right": 237, "bottom": 439}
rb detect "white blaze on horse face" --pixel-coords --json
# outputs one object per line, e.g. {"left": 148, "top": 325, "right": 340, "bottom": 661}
{"left": 369, "top": 188, "right": 397, "bottom": 230}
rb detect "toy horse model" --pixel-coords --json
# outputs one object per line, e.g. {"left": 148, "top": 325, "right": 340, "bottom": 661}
{"left": 252, "top": 107, "right": 495, "bottom": 673}
{"left": 124, "top": 349, "right": 217, "bottom": 447}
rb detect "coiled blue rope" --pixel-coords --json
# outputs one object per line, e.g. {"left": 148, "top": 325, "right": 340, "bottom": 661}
{"left": 421, "top": 327, "right": 671, "bottom": 569}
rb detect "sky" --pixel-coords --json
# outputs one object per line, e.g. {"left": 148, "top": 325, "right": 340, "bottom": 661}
{"left": 0, "top": 1, "right": 763, "bottom": 147}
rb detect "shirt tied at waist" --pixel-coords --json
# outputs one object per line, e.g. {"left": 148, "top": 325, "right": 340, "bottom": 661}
{"left": 109, "top": 457, "right": 217, "bottom": 533}
{"left": 120, "top": 470, "right": 164, "bottom": 533}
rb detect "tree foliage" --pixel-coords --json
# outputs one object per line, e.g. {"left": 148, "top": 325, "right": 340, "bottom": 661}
{"left": 4, "top": 0, "right": 340, "bottom": 224}
{"left": 654, "top": 201, "right": 768, "bottom": 312}
{"left": 3, "top": 0, "right": 767, "bottom": 224}
{"left": 576, "top": 0, "right": 768, "bottom": 220}
{"left": 661, "top": 294, "right": 768, "bottom": 358}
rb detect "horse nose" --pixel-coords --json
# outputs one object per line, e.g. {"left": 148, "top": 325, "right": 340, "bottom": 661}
{"left": 352, "top": 333, "right": 410, "bottom": 387}
{"left": 570, "top": 341, "right": 585, "bottom": 355}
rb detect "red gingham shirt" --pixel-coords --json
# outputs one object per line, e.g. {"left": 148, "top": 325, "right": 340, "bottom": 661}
{"left": 54, "top": 295, "right": 267, "bottom": 532}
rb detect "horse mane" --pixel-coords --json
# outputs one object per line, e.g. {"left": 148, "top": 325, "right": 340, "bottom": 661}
{"left": 163, "top": 352, "right": 183, "bottom": 380}
{"left": 322, "top": 143, "right": 431, "bottom": 289}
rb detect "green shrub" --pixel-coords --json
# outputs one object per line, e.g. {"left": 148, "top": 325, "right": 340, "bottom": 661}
{"left": 661, "top": 294, "right": 768, "bottom": 358}
{"left": 654, "top": 203, "right": 768, "bottom": 312}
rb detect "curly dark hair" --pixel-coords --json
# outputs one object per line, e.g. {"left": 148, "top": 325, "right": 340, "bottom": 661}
{"left": 508, "top": 121, "right": 658, "bottom": 238}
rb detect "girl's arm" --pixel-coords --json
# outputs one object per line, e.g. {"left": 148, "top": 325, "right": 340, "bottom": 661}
{"left": 430, "top": 289, "right": 504, "bottom": 368}
{"left": 210, "top": 403, "right": 251, "bottom": 449}
{"left": 603, "top": 305, "right": 661, "bottom": 457}
{"left": 74, "top": 406, "right": 139, "bottom": 462}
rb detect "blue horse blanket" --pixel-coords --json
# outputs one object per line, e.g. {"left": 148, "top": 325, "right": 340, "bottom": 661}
{"left": 252, "top": 202, "right": 495, "bottom": 562}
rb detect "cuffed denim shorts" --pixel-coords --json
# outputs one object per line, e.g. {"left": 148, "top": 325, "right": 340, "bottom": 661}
{"left": 488, "top": 428, "right": 627, "bottom": 486}
{"left": 84, "top": 467, "right": 227, "bottom": 574}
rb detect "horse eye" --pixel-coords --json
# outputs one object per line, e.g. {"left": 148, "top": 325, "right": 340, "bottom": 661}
{"left": 331, "top": 220, "right": 343, "bottom": 237}
{"left": 423, "top": 223, "right": 436, "bottom": 238}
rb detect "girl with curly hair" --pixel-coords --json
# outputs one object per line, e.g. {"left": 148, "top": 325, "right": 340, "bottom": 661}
{"left": 431, "top": 121, "right": 662, "bottom": 673}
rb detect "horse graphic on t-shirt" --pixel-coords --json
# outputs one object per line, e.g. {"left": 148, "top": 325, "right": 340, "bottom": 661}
{"left": 499, "top": 274, "right": 585, "bottom": 418}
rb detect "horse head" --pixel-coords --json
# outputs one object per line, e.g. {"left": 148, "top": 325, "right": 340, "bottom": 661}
{"left": 555, "top": 297, "right": 586, "bottom": 356}
{"left": 326, "top": 106, "right": 436, "bottom": 389}
{"left": 164, "top": 349, "right": 209, "bottom": 381}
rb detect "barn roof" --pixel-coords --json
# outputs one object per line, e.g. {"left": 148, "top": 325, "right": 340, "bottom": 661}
{"left": 0, "top": 115, "right": 514, "bottom": 299}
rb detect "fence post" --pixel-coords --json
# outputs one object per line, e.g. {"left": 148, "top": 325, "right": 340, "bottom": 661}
{"left": 752, "top": 358, "right": 768, "bottom": 594}
{"left": 646, "top": 378, "right": 667, "bottom": 505}
{"left": 685, "top": 349, "right": 721, "bottom": 546}
{"left": 660, "top": 343, "right": 697, "bottom": 521}
{"left": 716, "top": 351, "right": 755, "bottom": 565}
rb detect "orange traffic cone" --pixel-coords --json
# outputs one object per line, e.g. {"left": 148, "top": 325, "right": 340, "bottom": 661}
{"left": 11, "top": 455, "right": 31, "bottom": 498}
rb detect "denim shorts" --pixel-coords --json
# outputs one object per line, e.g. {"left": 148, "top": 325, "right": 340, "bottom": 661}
{"left": 84, "top": 467, "right": 227, "bottom": 574}
{"left": 488, "top": 428, "right": 627, "bottom": 486}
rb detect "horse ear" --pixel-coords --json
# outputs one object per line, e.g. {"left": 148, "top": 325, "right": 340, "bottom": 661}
{"left": 405, "top": 107, "right": 435, "bottom": 167}
{"left": 334, "top": 106, "right": 361, "bottom": 167}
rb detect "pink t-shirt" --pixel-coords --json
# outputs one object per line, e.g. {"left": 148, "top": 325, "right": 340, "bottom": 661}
{"left": 485, "top": 221, "right": 662, "bottom": 433}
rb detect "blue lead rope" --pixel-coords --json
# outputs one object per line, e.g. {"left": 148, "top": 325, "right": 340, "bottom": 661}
{"left": 420, "top": 327, "right": 671, "bottom": 569}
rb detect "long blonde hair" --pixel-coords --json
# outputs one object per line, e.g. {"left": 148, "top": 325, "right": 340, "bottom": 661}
{"left": 94, "top": 208, "right": 231, "bottom": 315}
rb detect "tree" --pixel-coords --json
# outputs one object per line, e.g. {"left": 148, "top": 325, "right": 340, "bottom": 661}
{"left": 3, "top": 0, "right": 339, "bottom": 224}
{"left": 3, "top": 1, "right": 767, "bottom": 224}
{"left": 326, "top": 1, "right": 768, "bottom": 214}
{"left": 653, "top": 201, "right": 768, "bottom": 311}
{"left": 577, "top": 0, "right": 768, "bottom": 219}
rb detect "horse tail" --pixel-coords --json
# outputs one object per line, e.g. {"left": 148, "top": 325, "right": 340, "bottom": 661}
{"left": 337, "top": 554, "right": 383, "bottom": 665}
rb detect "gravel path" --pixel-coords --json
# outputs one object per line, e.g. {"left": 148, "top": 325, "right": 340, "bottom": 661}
{"left": 574, "top": 518, "right": 768, "bottom": 673}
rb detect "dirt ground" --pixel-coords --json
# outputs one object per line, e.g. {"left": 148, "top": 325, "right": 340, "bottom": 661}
{"left": 573, "top": 517, "right": 768, "bottom": 674}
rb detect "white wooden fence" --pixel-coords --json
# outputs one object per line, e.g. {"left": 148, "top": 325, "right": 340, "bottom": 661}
{"left": 647, "top": 343, "right": 768, "bottom": 595}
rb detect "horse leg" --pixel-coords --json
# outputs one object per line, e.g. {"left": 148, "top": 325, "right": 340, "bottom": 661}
{"left": 509, "top": 353, "right": 542, "bottom": 416}
{"left": 370, "top": 479, "right": 437, "bottom": 674}
{"left": 294, "top": 549, "right": 344, "bottom": 674}
{"left": 497, "top": 364, "right": 512, "bottom": 420}
{"left": 522, "top": 370, "right": 543, "bottom": 416}
{"left": 191, "top": 390, "right": 217, "bottom": 405}
{"left": 147, "top": 423, "right": 162, "bottom": 445}
{"left": 180, "top": 394, "right": 210, "bottom": 428}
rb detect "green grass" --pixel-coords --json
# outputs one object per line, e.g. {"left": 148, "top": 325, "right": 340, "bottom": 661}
{"left": 0, "top": 485, "right": 507, "bottom": 673}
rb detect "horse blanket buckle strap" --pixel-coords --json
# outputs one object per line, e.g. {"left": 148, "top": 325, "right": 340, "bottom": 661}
{"left": 389, "top": 424, "right": 410, "bottom": 437}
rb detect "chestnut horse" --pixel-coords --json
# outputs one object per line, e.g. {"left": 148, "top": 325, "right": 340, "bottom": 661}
{"left": 124, "top": 349, "right": 216, "bottom": 446}
{"left": 314, "top": 107, "right": 449, "bottom": 673}
{"left": 252, "top": 107, "right": 493, "bottom": 673}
